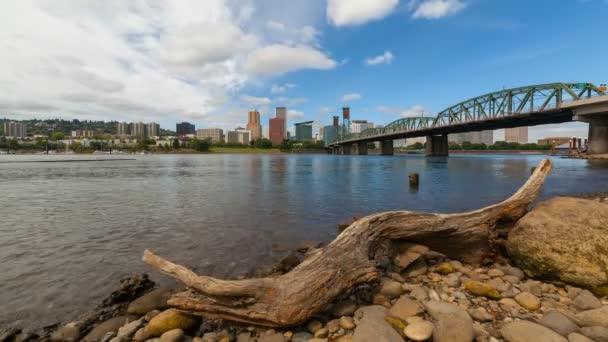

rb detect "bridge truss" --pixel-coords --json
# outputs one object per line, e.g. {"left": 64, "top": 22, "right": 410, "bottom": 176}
{"left": 334, "top": 82, "right": 606, "bottom": 144}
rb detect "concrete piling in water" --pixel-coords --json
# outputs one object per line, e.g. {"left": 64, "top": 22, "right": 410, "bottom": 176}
{"left": 409, "top": 173, "right": 419, "bottom": 188}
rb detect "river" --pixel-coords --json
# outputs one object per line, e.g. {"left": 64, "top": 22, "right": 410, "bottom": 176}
{"left": 1, "top": 153, "right": 607, "bottom": 328}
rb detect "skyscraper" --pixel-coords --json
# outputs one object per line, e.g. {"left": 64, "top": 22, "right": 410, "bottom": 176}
{"left": 176, "top": 122, "right": 195, "bottom": 136}
{"left": 269, "top": 117, "right": 285, "bottom": 145}
{"left": 275, "top": 107, "right": 287, "bottom": 139}
{"left": 505, "top": 127, "right": 528, "bottom": 143}
{"left": 3, "top": 122, "right": 26, "bottom": 138}
{"left": 117, "top": 122, "right": 130, "bottom": 136}
{"left": 132, "top": 122, "right": 146, "bottom": 139}
{"left": 246, "top": 110, "right": 262, "bottom": 141}
{"left": 295, "top": 121, "right": 313, "bottom": 141}
{"left": 146, "top": 122, "right": 160, "bottom": 137}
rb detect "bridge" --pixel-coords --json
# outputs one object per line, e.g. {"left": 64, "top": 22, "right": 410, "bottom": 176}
{"left": 328, "top": 82, "right": 608, "bottom": 156}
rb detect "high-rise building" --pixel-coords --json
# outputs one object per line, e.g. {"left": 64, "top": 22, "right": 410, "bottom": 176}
{"left": 246, "top": 110, "right": 262, "bottom": 141}
{"left": 275, "top": 107, "right": 287, "bottom": 139}
{"left": 350, "top": 120, "right": 369, "bottom": 133}
{"left": 449, "top": 130, "right": 493, "bottom": 145}
{"left": 505, "top": 127, "right": 528, "bottom": 143}
{"left": 117, "top": 122, "right": 130, "bottom": 136}
{"left": 71, "top": 130, "right": 95, "bottom": 138}
{"left": 269, "top": 117, "right": 285, "bottom": 145}
{"left": 176, "top": 122, "right": 195, "bottom": 136}
{"left": 3, "top": 122, "right": 27, "bottom": 139}
{"left": 227, "top": 127, "right": 251, "bottom": 145}
{"left": 146, "top": 122, "right": 160, "bottom": 137}
{"left": 196, "top": 128, "right": 223, "bottom": 143}
{"left": 132, "top": 122, "right": 146, "bottom": 139}
{"left": 323, "top": 125, "right": 338, "bottom": 146}
{"left": 295, "top": 121, "right": 313, "bottom": 141}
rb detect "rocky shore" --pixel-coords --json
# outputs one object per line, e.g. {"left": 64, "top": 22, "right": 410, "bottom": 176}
{"left": 2, "top": 195, "right": 607, "bottom": 342}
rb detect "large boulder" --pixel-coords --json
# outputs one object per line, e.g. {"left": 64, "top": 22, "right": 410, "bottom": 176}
{"left": 353, "top": 305, "right": 403, "bottom": 342}
{"left": 507, "top": 197, "right": 608, "bottom": 295}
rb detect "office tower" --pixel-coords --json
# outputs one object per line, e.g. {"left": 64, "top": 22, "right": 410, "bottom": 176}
{"left": 227, "top": 127, "right": 251, "bottom": 145}
{"left": 269, "top": 117, "right": 285, "bottom": 145}
{"left": 246, "top": 110, "right": 262, "bottom": 141}
{"left": 505, "top": 127, "right": 528, "bottom": 143}
{"left": 3, "top": 122, "right": 27, "bottom": 138}
{"left": 132, "top": 122, "right": 146, "bottom": 139}
{"left": 275, "top": 107, "right": 287, "bottom": 139}
{"left": 350, "top": 120, "right": 369, "bottom": 133}
{"left": 176, "top": 122, "right": 195, "bottom": 136}
{"left": 295, "top": 121, "right": 313, "bottom": 141}
{"left": 117, "top": 122, "right": 130, "bottom": 136}
{"left": 323, "top": 125, "right": 338, "bottom": 146}
{"left": 146, "top": 122, "right": 160, "bottom": 137}
{"left": 196, "top": 128, "right": 224, "bottom": 143}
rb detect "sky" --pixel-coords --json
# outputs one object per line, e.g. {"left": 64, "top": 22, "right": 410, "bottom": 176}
{"left": 1, "top": 0, "right": 607, "bottom": 141}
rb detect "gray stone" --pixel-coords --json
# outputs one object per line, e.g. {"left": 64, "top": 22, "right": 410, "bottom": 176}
{"left": 160, "top": 329, "right": 184, "bottom": 342}
{"left": 410, "top": 287, "right": 428, "bottom": 301}
{"left": 50, "top": 322, "right": 82, "bottom": 341}
{"left": 424, "top": 301, "right": 473, "bottom": 342}
{"left": 568, "top": 332, "right": 595, "bottom": 342}
{"left": 389, "top": 296, "right": 423, "bottom": 320}
{"left": 503, "top": 275, "right": 521, "bottom": 285}
{"left": 507, "top": 197, "right": 608, "bottom": 294}
{"left": 82, "top": 316, "right": 130, "bottom": 342}
{"left": 291, "top": 331, "right": 313, "bottom": 342}
{"left": 332, "top": 300, "right": 358, "bottom": 317}
{"left": 573, "top": 306, "right": 608, "bottom": 328}
{"left": 580, "top": 326, "right": 608, "bottom": 342}
{"left": 445, "top": 275, "right": 461, "bottom": 288}
{"left": 501, "top": 320, "right": 568, "bottom": 342}
{"left": 353, "top": 306, "right": 402, "bottom": 342}
{"left": 115, "top": 318, "right": 144, "bottom": 340}
{"left": 403, "top": 320, "right": 433, "bottom": 341}
{"left": 379, "top": 280, "right": 404, "bottom": 299}
{"left": 258, "top": 332, "right": 287, "bottom": 342}
{"left": 573, "top": 290, "right": 602, "bottom": 311}
{"left": 468, "top": 307, "right": 494, "bottom": 322}
{"left": 128, "top": 288, "right": 172, "bottom": 315}
{"left": 499, "top": 265, "right": 525, "bottom": 280}
{"left": 540, "top": 311, "right": 580, "bottom": 336}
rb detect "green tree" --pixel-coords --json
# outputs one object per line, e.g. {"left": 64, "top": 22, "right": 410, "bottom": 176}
{"left": 253, "top": 138, "right": 273, "bottom": 149}
{"left": 278, "top": 140, "right": 293, "bottom": 151}
{"left": 50, "top": 132, "right": 65, "bottom": 141}
{"left": 172, "top": 138, "right": 180, "bottom": 149}
{"left": 190, "top": 138, "right": 210, "bottom": 152}
{"left": 8, "top": 139, "right": 19, "bottom": 150}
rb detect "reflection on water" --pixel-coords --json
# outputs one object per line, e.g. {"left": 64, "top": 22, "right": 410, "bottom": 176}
{"left": 0, "top": 153, "right": 607, "bottom": 327}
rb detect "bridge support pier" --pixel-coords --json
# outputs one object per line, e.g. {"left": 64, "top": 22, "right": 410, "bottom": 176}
{"left": 357, "top": 142, "right": 368, "bottom": 155}
{"left": 342, "top": 144, "right": 352, "bottom": 155}
{"left": 380, "top": 140, "right": 394, "bottom": 155}
{"left": 425, "top": 135, "right": 449, "bottom": 156}
{"left": 588, "top": 121, "right": 608, "bottom": 154}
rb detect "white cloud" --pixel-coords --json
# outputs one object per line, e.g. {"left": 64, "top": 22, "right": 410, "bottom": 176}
{"left": 270, "top": 83, "right": 296, "bottom": 94}
{"left": 245, "top": 44, "right": 337, "bottom": 76}
{"left": 410, "top": 0, "right": 466, "bottom": 19}
{"left": 241, "top": 95, "right": 271, "bottom": 106}
{"left": 342, "top": 93, "right": 362, "bottom": 102}
{"left": 266, "top": 20, "right": 285, "bottom": 32}
{"left": 378, "top": 104, "right": 427, "bottom": 117}
{"left": 288, "top": 109, "right": 305, "bottom": 119}
{"left": 365, "top": 51, "right": 394, "bottom": 65}
{"left": 327, "top": 0, "right": 399, "bottom": 26}
{"left": 274, "top": 97, "right": 308, "bottom": 105}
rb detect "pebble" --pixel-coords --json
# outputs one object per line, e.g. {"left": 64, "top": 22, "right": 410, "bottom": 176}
{"left": 424, "top": 301, "right": 474, "bottom": 342}
{"left": 539, "top": 311, "right": 580, "bottom": 336}
{"left": 307, "top": 320, "right": 323, "bottom": 334}
{"left": 159, "top": 329, "right": 184, "bottom": 342}
{"left": 468, "top": 307, "right": 494, "bottom": 322}
{"left": 435, "top": 262, "right": 455, "bottom": 275}
{"left": 403, "top": 320, "right": 433, "bottom": 341}
{"left": 514, "top": 292, "right": 541, "bottom": 311}
{"left": 580, "top": 326, "right": 608, "bottom": 341}
{"left": 379, "top": 280, "right": 404, "bottom": 299}
{"left": 465, "top": 281, "right": 501, "bottom": 299}
{"left": 339, "top": 316, "right": 355, "bottom": 330}
{"left": 573, "top": 290, "right": 602, "bottom": 311}
{"left": 332, "top": 300, "right": 357, "bottom": 317}
{"left": 410, "top": 286, "right": 428, "bottom": 301}
{"left": 389, "top": 296, "right": 424, "bottom": 320}
{"left": 501, "top": 320, "right": 568, "bottom": 342}
{"left": 487, "top": 269, "right": 505, "bottom": 277}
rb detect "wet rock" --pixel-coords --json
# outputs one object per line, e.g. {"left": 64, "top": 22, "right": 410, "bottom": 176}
{"left": 145, "top": 309, "right": 201, "bottom": 336}
{"left": 102, "top": 273, "right": 155, "bottom": 306}
{"left": 379, "top": 280, "right": 404, "bottom": 299}
{"left": 501, "top": 320, "right": 567, "bottom": 342}
{"left": 160, "top": 329, "right": 184, "bottom": 342}
{"left": 82, "top": 316, "right": 130, "bottom": 342}
{"left": 514, "top": 292, "right": 541, "bottom": 311}
{"left": 539, "top": 311, "right": 580, "bottom": 336}
{"left": 128, "top": 288, "right": 172, "bottom": 315}
{"left": 114, "top": 318, "right": 144, "bottom": 341}
{"left": 332, "top": 300, "right": 357, "bottom": 317}
{"left": 424, "top": 301, "right": 473, "bottom": 342}
{"left": 50, "top": 322, "right": 82, "bottom": 341}
{"left": 279, "top": 253, "right": 301, "bottom": 272}
{"left": 353, "top": 306, "right": 402, "bottom": 342}
{"left": 389, "top": 296, "right": 424, "bottom": 320}
{"left": 572, "top": 306, "right": 608, "bottom": 328}
{"left": 339, "top": 316, "right": 355, "bottom": 330}
{"left": 403, "top": 320, "right": 433, "bottom": 341}
{"left": 573, "top": 290, "right": 602, "bottom": 311}
{"left": 465, "top": 281, "right": 501, "bottom": 299}
{"left": 567, "top": 332, "right": 594, "bottom": 342}
{"left": 507, "top": 197, "right": 608, "bottom": 294}
{"left": 580, "top": 326, "right": 608, "bottom": 342}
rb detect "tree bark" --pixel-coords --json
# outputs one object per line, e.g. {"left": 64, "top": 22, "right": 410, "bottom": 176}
{"left": 143, "top": 158, "right": 552, "bottom": 327}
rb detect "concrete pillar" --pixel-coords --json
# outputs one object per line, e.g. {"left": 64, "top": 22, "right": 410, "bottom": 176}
{"left": 588, "top": 122, "right": 608, "bottom": 154}
{"left": 357, "top": 142, "right": 368, "bottom": 155}
{"left": 342, "top": 144, "right": 352, "bottom": 155}
{"left": 425, "top": 135, "right": 449, "bottom": 156}
{"left": 380, "top": 140, "right": 394, "bottom": 155}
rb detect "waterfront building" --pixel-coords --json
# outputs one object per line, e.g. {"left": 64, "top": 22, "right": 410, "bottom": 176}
{"left": 275, "top": 107, "right": 287, "bottom": 139}
{"left": 295, "top": 121, "right": 313, "bottom": 141}
{"left": 537, "top": 137, "right": 572, "bottom": 146}
{"left": 71, "top": 130, "right": 95, "bottom": 138}
{"left": 3, "top": 122, "right": 27, "bottom": 139}
{"left": 269, "top": 117, "right": 285, "bottom": 145}
{"left": 176, "top": 122, "right": 195, "bottom": 136}
{"left": 117, "top": 122, "right": 130, "bottom": 136}
{"left": 323, "top": 125, "right": 338, "bottom": 146}
{"left": 227, "top": 127, "right": 251, "bottom": 145}
{"left": 505, "top": 127, "right": 528, "bottom": 143}
{"left": 132, "top": 122, "right": 146, "bottom": 139}
{"left": 196, "top": 128, "right": 224, "bottom": 143}
{"left": 246, "top": 110, "right": 262, "bottom": 141}
{"left": 146, "top": 122, "right": 160, "bottom": 137}
{"left": 350, "top": 120, "right": 370, "bottom": 133}
{"left": 449, "top": 130, "right": 493, "bottom": 145}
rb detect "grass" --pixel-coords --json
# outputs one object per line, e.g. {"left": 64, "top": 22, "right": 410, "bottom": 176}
{"left": 209, "top": 147, "right": 281, "bottom": 153}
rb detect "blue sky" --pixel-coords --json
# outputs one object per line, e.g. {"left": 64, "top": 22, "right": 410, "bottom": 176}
{"left": 1, "top": 0, "right": 607, "bottom": 141}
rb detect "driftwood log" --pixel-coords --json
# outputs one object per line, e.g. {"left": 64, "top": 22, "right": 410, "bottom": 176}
{"left": 143, "top": 158, "right": 553, "bottom": 327}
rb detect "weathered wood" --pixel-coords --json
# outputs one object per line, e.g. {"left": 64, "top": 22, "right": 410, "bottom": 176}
{"left": 143, "top": 158, "right": 553, "bottom": 327}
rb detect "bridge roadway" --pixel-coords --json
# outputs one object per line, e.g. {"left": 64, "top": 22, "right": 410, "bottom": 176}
{"left": 328, "top": 82, "right": 608, "bottom": 156}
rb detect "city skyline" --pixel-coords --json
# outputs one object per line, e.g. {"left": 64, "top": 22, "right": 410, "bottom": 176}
{"left": 1, "top": 1, "right": 606, "bottom": 143}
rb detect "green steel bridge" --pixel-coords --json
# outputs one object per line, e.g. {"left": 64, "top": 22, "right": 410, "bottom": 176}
{"left": 329, "top": 82, "right": 608, "bottom": 155}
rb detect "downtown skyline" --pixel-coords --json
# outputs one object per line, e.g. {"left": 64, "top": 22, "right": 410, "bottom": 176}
{"left": 1, "top": 1, "right": 607, "bottom": 142}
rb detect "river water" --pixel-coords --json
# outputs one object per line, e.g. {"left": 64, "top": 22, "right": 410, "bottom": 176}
{"left": 1, "top": 153, "right": 607, "bottom": 328}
